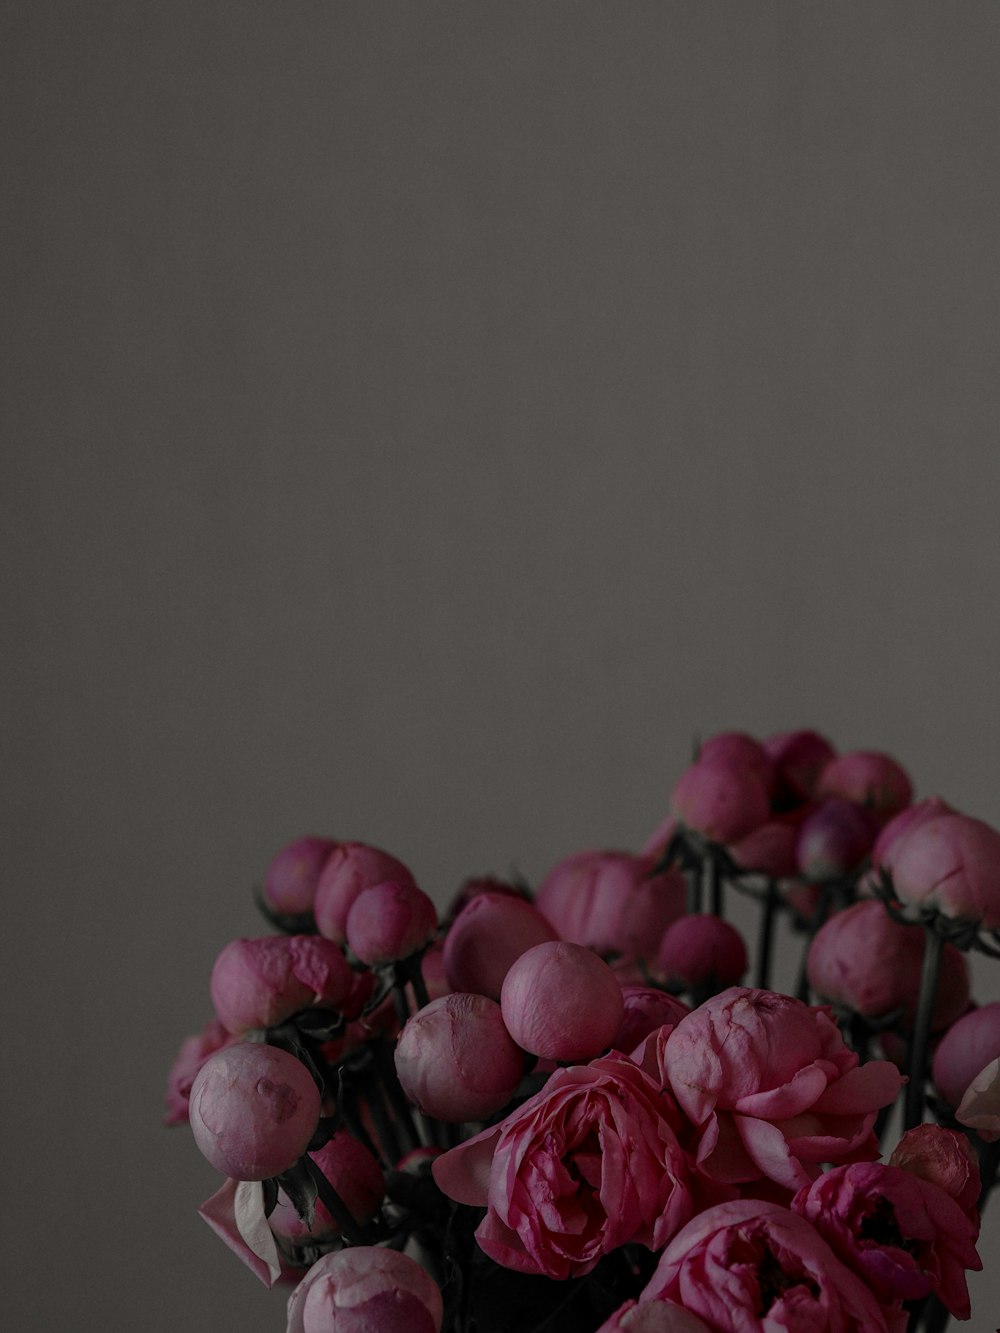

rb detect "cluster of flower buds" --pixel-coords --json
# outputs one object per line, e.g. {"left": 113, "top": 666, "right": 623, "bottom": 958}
{"left": 167, "top": 728, "right": 1000, "bottom": 1333}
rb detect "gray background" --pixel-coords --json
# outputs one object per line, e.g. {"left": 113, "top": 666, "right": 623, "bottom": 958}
{"left": 3, "top": 3, "right": 1000, "bottom": 1328}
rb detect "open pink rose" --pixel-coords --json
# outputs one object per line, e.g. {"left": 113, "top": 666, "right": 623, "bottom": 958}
{"left": 792, "top": 1161, "right": 981, "bottom": 1318}
{"left": 286, "top": 1246, "right": 443, "bottom": 1333}
{"left": 663, "top": 988, "right": 901, "bottom": 1191}
{"left": 640, "top": 1199, "right": 899, "bottom": 1331}
{"left": 432, "top": 1053, "right": 693, "bottom": 1280}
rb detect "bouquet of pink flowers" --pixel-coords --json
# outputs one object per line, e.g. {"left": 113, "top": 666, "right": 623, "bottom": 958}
{"left": 166, "top": 729, "right": 1000, "bottom": 1332}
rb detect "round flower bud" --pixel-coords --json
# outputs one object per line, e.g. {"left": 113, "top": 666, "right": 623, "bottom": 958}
{"left": 698, "top": 731, "right": 776, "bottom": 794}
{"left": 313, "top": 842, "right": 419, "bottom": 943}
{"left": 394, "top": 993, "right": 526, "bottom": 1122}
{"left": 210, "top": 935, "right": 354, "bottom": 1035}
{"left": 614, "top": 987, "right": 690, "bottom": 1053}
{"left": 264, "top": 836, "right": 338, "bottom": 915}
{"left": 669, "top": 758, "right": 769, "bottom": 845}
{"left": 871, "top": 796, "right": 956, "bottom": 870}
{"left": 764, "top": 729, "right": 837, "bottom": 804}
{"left": 345, "top": 880, "right": 437, "bottom": 965}
{"left": 189, "top": 1043, "right": 320, "bottom": 1180}
{"left": 268, "top": 1132, "right": 384, "bottom": 1243}
{"left": 500, "top": 941, "right": 624, "bottom": 1062}
{"left": 728, "top": 819, "right": 799, "bottom": 879}
{"left": 932, "top": 1002, "right": 1000, "bottom": 1108}
{"left": 795, "top": 799, "right": 878, "bottom": 882}
{"left": 883, "top": 814, "right": 1000, "bottom": 928}
{"left": 286, "top": 1246, "right": 443, "bottom": 1333}
{"left": 817, "top": 750, "right": 913, "bottom": 823}
{"left": 656, "top": 915, "right": 747, "bottom": 990}
{"left": 164, "top": 1018, "right": 233, "bottom": 1127}
{"left": 443, "top": 892, "right": 557, "bottom": 1000}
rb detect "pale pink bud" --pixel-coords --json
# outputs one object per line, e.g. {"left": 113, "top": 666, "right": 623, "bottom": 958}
{"left": 890, "top": 1124, "right": 981, "bottom": 1216}
{"left": 268, "top": 1132, "right": 384, "bottom": 1243}
{"left": 817, "top": 749, "right": 913, "bottom": 823}
{"left": 189, "top": 1043, "right": 320, "bottom": 1180}
{"left": 394, "top": 993, "right": 526, "bottom": 1122}
{"left": 286, "top": 1246, "right": 443, "bottom": 1333}
{"left": 210, "top": 935, "right": 354, "bottom": 1035}
{"left": 164, "top": 1018, "right": 233, "bottom": 1126}
{"left": 655, "top": 915, "right": 747, "bottom": 989}
{"left": 443, "top": 892, "right": 557, "bottom": 1000}
{"left": 932, "top": 1002, "right": 1000, "bottom": 1108}
{"left": 534, "top": 849, "right": 684, "bottom": 959}
{"left": 795, "top": 799, "right": 878, "bottom": 881}
{"left": 764, "top": 729, "right": 837, "bottom": 803}
{"left": 615, "top": 987, "right": 690, "bottom": 1052}
{"left": 807, "top": 901, "right": 969, "bottom": 1031}
{"left": 345, "top": 880, "right": 437, "bottom": 965}
{"left": 264, "top": 836, "right": 338, "bottom": 915}
{"left": 670, "top": 758, "right": 769, "bottom": 844}
{"left": 313, "top": 842, "right": 418, "bottom": 943}
{"left": 883, "top": 813, "right": 1000, "bottom": 927}
{"left": 500, "top": 941, "right": 624, "bottom": 1061}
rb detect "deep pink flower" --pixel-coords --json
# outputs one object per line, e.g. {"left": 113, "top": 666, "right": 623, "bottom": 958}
{"left": 596, "top": 1299, "right": 711, "bottom": 1332}
{"left": 881, "top": 813, "right": 1000, "bottom": 928}
{"left": 792, "top": 1161, "right": 981, "bottom": 1318}
{"left": 443, "top": 892, "right": 557, "bottom": 1000}
{"left": 286, "top": 1247, "right": 443, "bottom": 1333}
{"left": 889, "top": 1124, "right": 981, "bottom": 1217}
{"left": 670, "top": 759, "right": 770, "bottom": 844}
{"left": 264, "top": 836, "right": 338, "bottom": 915}
{"left": 615, "top": 988, "right": 690, "bottom": 1054}
{"left": 535, "top": 849, "right": 685, "bottom": 961}
{"left": 870, "top": 797, "right": 956, "bottom": 869}
{"left": 500, "top": 941, "right": 624, "bottom": 1061}
{"left": 698, "top": 732, "right": 776, "bottom": 795}
{"left": 345, "top": 880, "right": 437, "bottom": 965}
{"left": 806, "top": 900, "right": 969, "bottom": 1032}
{"left": 268, "top": 1132, "right": 384, "bottom": 1243}
{"left": 656, "top": 915, "right": 747, "bottom": 990}
{"left": 164, "top": 1017, "right": 233, "bottom": 1126}
{"left": 663, "top": 988, "right": 901, "bottom": 1191}
{"left": 795, "top": 799, "right": 878, "bottom": 881}
{"left": 764, "top": 730, "right": 837, "bottom": 804}
{"left": 394, "top": 993, "right": 526, "bottom": 1122}
{"left": 210, "top": 935, "right": 355, "bottom": 1035}
{"left": 432, "top": 1054, "right": 693, "bottom": 1279}
{"left": 931, "top": 1002, "right": 1000, "bottom": 1108}
{"left": 817, "top": 750, "right": 913, "bottom": 824}
{"left": 728, "top": 819, "right": 799, "bottom": 878}
{"left": 189, "top": 1042, "right": 320, "bottom": 1180}
{"left": 640, "top": 1199, "right": 899, "bottom": 1331}
{"left": 313, "top": 842, "right": 419, "bottom": 943}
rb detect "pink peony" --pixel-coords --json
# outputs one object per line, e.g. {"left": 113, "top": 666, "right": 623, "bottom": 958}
{"left": 189, "top": 1042, "right": 320, "bottom": 1180}
{"left": 728, "top": 820, "right": 799, "bottom": 878}
{"left": 817, "top": 750, "right": 913, "bottom": 823}
{"left": 640, "top": 1199, "right": 899, "bottom": 1331}
{"left": 596, "top": 1300, "right": 711, "bottom": 1332}
{"left": 432, "top": 1053, "right": 693, "bottom": 1279}
{"left": 870, "top": 796, "right": 956, "bottom": 869}
{"left": 164, "top": 1017, "right": 233, "bottom": 1126}
{"left": 394, "top": 993, "right": 526, "bottom": 1122}
{"left": 663, "top": 987, "right": 901, "bottom": 1191}
{"left": 795, "top": 799, "right": 878, "bottom": 881}
{"left": 264, "top": 836, "right": 338, "bottom": 915}
{"left": 698, "top": 732, "right": 776, "bottom": 794}
{"left": 534, "top": 849, "right": 685, "bottom": 961}
{"left": 615, "top": 987, "right": 690, "bottom": 1054}
{"left": 268, "top": 1132, "right": 384, "bottom": 1243}
{"left": 210, "top": 935, "right": 354, "bottom": 1035}
{"left": 286, "top": 1246, "right": 443, "bottom": 1333}
{"left": 670, "top": 758, "right": 770, "bottom": 845}
{"left": 764, "top": 729, "right": 837, "bottom": 804}
{"left": 656, "top": 915, "right": 747, "bottom": 990}
{"left": 313, "top": 842, "right": 419, "bottom": 943}
{"left": 792, "top": 1161, "right": 981, "bottom": 1318}
{"left": 931, "top": 1002, "right": 1000, "bottom": 1108}
{"left": 443, "top": 892, "right": 557, "bottom": 1000}
{"left": 345, "top": 880, "right": 437, "bottom": 965}
{"left": 500, "top": 941, "right": 624, "bottom": 1062}
{"left": 889, "top": 1124, "right": 981, "bottom": 1216}
{"left": 806, "top": 900, "right": 969, "bottom": 1031}
{"left": 881, "top": 813, "right": 1000, "bottom": 928}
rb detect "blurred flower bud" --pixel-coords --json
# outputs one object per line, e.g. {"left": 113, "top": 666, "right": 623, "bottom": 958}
{"left": 728, "top": 819, "right": 798, "bottom": 878}
{"left": 698, "top": 731, "right": 776, "bottom": 795}
{"left": 263, "top": 836, "right": 338, "bottom": 915}
{"left": 655, "top": 915, "right": 747, "bottom": 990}
{"left": 501, "top": 941, "right": 624, "bottom": 1062}
{"left": 764, "top": 729, "right": 837, "bottom": 805}
{"left": 933, "top": 1002, "right": 1000, "bottom": 1109}
{"left": 210, "top": 935, "right": 354, "bottom": 1035}
{"left": 345, "top": 880, "right": 437, "bottom": 965}
{"left": 189, "top": 1043, "right": 320, "bottom": 1180}
{"left": 394, "top": 993, "right": 526, "bottom": 1122}
{"left": 286, "top": 1246, "right": 443, "bottom": 1333}
{"left": 795, "top": 799, "right": 878, "bottom": 882}
{"left": 871, "top": 796, "right": 956, "bottom": 870}
{"left": 445, "top": 874, "right": 528, "bottom": 923}
{"left": 164, "top": 1018, "right": 234, "bottom": 1126}
{"left": 443, "top": 892, "right": 557, "bottom": 1000}
{"left": 314, "top": 842, "right": 418, "bottom": 943}
{"left": 817, "top": 750, "right": 913, "bottom": 823}
{"left": 806, "top": 901, "right": 969, "bottom": 1031}
{"left": 268, "top": 1132, "right": 384, "bottom": 1243}
{"left": 882, "top": 814, "right": 1000, "bottom": 928}
{"left": 670, "top": 759, "right": 769, "bottom": 844}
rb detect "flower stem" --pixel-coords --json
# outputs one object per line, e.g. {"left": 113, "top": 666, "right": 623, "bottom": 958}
{"left": 302, "top": 1153, "right": 366, "bottom": 1245}
{"left": 756, "top": 878, "right": 778, "bottom": 989}
{"left": 905, "top": 925, "right": 944, "bottom": 1131}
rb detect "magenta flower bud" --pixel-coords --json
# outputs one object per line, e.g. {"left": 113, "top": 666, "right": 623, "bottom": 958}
{"left": 698, "top": 731, "right": 776, "bottom": 793}
{"left": 445, "top": 874, "right": 528, "bottom": 922}
{"left": 795, "top": 799, "right": 878, "bottom": 881}
{"left": 313, "top": 841, "right": 418, "bottom": 943}
{"left": 263, "top": 836, "right": 338, "bottom": 915}
{"left": 189, "top": 1043, "right": 320, "bottom": 1180}
{"left": 817, "top": 749, "right": 913, "bottom": 823}
{"left": 286, "top": 1246, "right": 443, "bottom": 1333}
{"left": 881, "top": 813, "right": 1000, "bottom": 928}
{"left": 932, "top": 1002, "right": 1000, "bottom": 1108}
{"left": 807, "top": 901, "right": 969, "bottom": 1032}
{"left": 534, "top": 849, "right": 685, "bottom": 960}
{"left": 764, "top": 729, "right": 837, "bottom": 803}
{"left": 164, "top": 1018, "right": 233, "bottom": 1126}
{"left": 394, "top": 993, "right": 526, "bottom": 1122}
{"left": 268, "top": 1132, "right": 384, "bottom": 1243}
{"left": 871, "top": 796, "right": 956, "bottom": 869}
{"left": 210, "top": 935, "right": 354, "bottom": 1035}
{"left": 501, "top": 941, "right": 625, "bottom": 1061}
{"left": 890, "top": 1125, "right": 981, "bottom": 1216}
{"left": 615, "top": 987, "right": 690, "bottom": 1053}
{"left": 345, "top": 880, "right": 437, "bottom": 965}
{"left": 669, "top": 758, "right": 769, "bottom": 844}
{"left": 728, "top": 819, "right": 799, "bottom": 878}
{"left": 655, "top": 915, "right": 747, "bottom": 990}
{"left": 443, "top": 892, "right": 557, "bottom": 1000}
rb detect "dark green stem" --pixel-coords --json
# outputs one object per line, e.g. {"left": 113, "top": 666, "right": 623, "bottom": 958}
{"left": 303, "top": 1153, "right": 366, "bottom": 1245}
{"left": 705, "top": 854, "right": 723, "bottom": 917}
{"left": 756, "top": 878, "right": 778, "bottom": 989}
{"left": 905, "top": 925, "right": 944, "bottom": 1131}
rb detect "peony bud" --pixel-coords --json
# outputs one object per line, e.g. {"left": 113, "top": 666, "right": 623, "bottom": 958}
{"left": 655, "top": 915, "right": 747, "bottom": 990}
{"left": 345, "top": 880, "right": 437, "bottom": 965}
{"left": 764, "top": 729, "right": 837, "bottom": 804}
{"left": 881, "top": 814, "right": 1000, "bottom": 928}
{"left": 268, "top": 1132, "right": 384, "bottom": 1243}
{"left": 698, "top": 731, "right": 776, "bottom": 794}
{"left": 286, "top": 1246, "right": 443, "bottom": 1333}
{"left": 795, "top": 799, "right": 878, "bottom": 881}
{"left": 210, "top": 935, "right": 354, "bottom": 1035}
{"left": 817, "top": 749, "right": 913, "bottom": 823}
{"left": 932, "top": 1002, "right": 1000, "bottom": 1108}
{"left": 443, "top": 892, "right": 557, "bottom": 1000}
{"left": 728, "top": 819, "right": 799, "bottom": 878}
{"left": 669, "top": 758, "right": 769, "bottom": 845}
{"left": 500, "top": 941, "right": 624, "bottom": 1062}
{"left": 164, "top": 1018, "right": 233, "bottom": 1126}
{"left": 264, "top": 836, "right": 338, "bottom": 915}
{"left": 189, "top": 1043, "right": 320, "bottom": 1180}
{"left": 313, "top": 842, "right": 418, "bottom": 943}
{"left": 394, "top": 993, "right": 526, "bottom": 1122}
{"left": 614, "top": 987, "right": 690, "bottom": 1053}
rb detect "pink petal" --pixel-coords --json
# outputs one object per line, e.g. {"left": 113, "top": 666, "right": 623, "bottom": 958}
{"left": 198, "top": 1179, "right": 281, "bottom": 1288}
{"left": 431, "top": 1124, "right": 503, "bottom": 1205}
{"left": 733, "top": 1064, "right": 830, "bottom": 1119}
{"left": 474, "top": 1208, "right": 543, "bottom": 1275}
{"left": 733, "top": 1115, "right": 812, "bottom": 1191}
{"left": 811, "top": 1060, "right": 901, "bottom": 1115}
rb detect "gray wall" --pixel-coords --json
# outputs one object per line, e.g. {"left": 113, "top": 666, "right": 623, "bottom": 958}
{"left": 3, "top": 4, "right": 999, "bottom": 1328}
